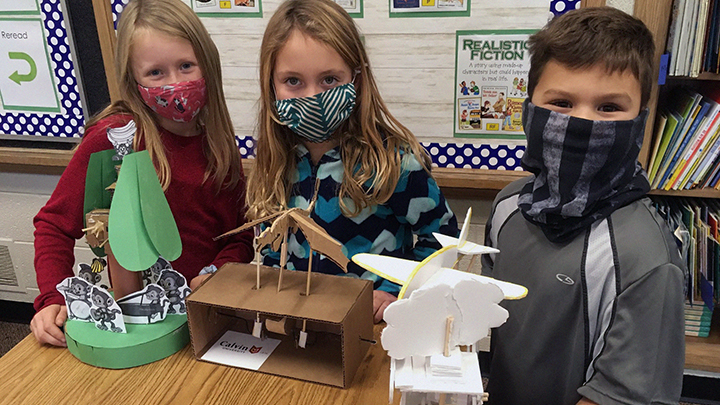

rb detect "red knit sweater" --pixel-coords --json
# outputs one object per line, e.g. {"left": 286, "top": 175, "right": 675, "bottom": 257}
{"left": 33, "top": 114, "right": 254, "bottom": 311}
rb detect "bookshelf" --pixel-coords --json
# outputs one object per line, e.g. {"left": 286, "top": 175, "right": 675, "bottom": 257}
{"left": 626, "top": 0, "right": 720, "bottom": 376}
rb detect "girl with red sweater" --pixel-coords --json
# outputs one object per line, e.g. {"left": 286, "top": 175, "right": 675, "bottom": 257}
{"left": 30, "top": 0, "right": 253, "bottom": 346}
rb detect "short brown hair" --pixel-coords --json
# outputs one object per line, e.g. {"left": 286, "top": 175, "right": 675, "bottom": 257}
{"left": 527, "top": 7, "right": 655, "bottom": 107}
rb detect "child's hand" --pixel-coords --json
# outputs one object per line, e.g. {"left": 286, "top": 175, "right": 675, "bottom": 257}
{"left": 373, "top": 290, "right": 397, "bottom": 324}
{"left": 30, "top": 304, "right": 67, "bottom": 347}
{"left": 189, "top": 274, "right": 211, "bottom": 290}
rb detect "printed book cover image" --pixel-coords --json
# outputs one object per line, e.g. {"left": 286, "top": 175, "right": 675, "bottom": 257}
{"left": 503, "top": 97, "right": 524, "bottom": 132}
{"left": 458, "top": 98, "right": 481, "bottom": 130}
{"left": 394, "top": 0, "right": 420, "bottom": 8}
{"left": 482, "top": 86, "right": 507, "bottom": 119}
{"left": 438, "top": 0, "right": 464, "bottom": 7}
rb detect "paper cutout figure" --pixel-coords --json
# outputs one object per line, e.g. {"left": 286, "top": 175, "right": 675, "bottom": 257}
{"left": 381, "top": 279, "right": 508, "bottom": 359}
{"left": 350, "top": 208, "right": 526, "bottom": 405}
{"left": 90, "top": 286, "right": 126, "bottom": 333}
{"left": 142, "top": 256, "right": 173, "bottom": 286}
{"left": 216, "top": 178, "right": 348, "bottom": 298}
{"left": 107, "top": 120, "right": 135, "bottom": 161}
{"left": 116, "top": 284, "right": 171, "bottom": 324}
{"left": 57, "top": 277, "right": 94, "bottom": 322}
{"left": 108, "top": 150, "right": 182, "bottom": 271}
{"left": 78, "top": 263, "right": 103, "bottom": 286}
{"left": 158, "top": 269, "right": 191, "bottom": 314}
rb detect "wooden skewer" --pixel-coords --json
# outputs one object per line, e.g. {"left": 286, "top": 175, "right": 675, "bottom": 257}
{"left": 467, "top": 254, "right": 478, "bottom": 273}
{"left": 278, "top": 231, "right": 288, "bottom": 292}
{"left": 438, "top": 393, "right": 446, "bottom": 405}
{"left": 256, "top": 249, "right": 261, "bottom": 290}
{"left": 444, "top": 315, "right": 454, "bottom": 357}
{"left": 254, "top": 226, "right": 261, "bottom": 290}
{"left": 305, "top": 249, "right": 313, "bottom": 296}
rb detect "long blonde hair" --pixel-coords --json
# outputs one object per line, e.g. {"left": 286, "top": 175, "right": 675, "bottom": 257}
{"left": 247, "top": 0, "right": 431, "bottom": 219}
{"left": 85, "top": 0, "right": 241, "bottom": 191}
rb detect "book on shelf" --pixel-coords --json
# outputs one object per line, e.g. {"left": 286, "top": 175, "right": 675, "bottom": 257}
{"left": 667, "top": 98, "right": 720, "bottom": 189}
{"left": 655, "top": 97, "right": 708, "bottom": 189}
{"left": 649, "top": 111, "right": 682, "bottom": 184}
{"left": 701, "top": 0, "right": 718, "bottom": 73}
{"left": 685, "top": 123, "right": 720, "bottom": 188}
{"left": 647, "top": 88, "right": 720, "bottom": 190}
{"left": 709, "top": 0, "right": 720, "bottom": 74}
{"left": 690, "top": 0, "right": 711, "bottom": 77}
{"left": 706, "top": 158, "right": 720, "bottom": 187}
{"left": 678, "top": 0, "right": 699, "bottom": 76}
{"left": 651, "top": 90, "right": 701, "bottom": 188}
{"left": 686, "top": 301, "right": 713, "bottom": 337}
{"left": 651, "top": 197, "right": 720, "bottom": 308}
{"left": 667, "top": 0, "right": 720, "bottom": 76}
{"left": 647, "top": 113, "right": 669, "bottom": 182}
{"left": 668, "top": 0, "right": 688, "bottom": 75}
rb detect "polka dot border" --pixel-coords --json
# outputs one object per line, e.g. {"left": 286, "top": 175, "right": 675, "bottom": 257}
{"left": 0, "top": 0, "right": 85, "bottom": 139}
{"left": 111, "top": 0, "right": 128, "bottom": 29}
{"left": 236, "top": 136, "right": 524, "bottom": 170}
{"left": 549, "top": 0, "right": 581, "bottom": 16}
{"left": 422, "top": 142, "right": 525, "bottom": 170}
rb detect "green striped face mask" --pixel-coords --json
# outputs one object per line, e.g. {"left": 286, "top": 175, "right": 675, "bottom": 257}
{"left": 275, "top": 82, "right": 356, "bottom": 143}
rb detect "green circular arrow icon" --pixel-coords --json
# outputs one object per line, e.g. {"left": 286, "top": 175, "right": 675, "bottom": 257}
{"left": 8, "top": 52, "right": 37, "bottom": 85}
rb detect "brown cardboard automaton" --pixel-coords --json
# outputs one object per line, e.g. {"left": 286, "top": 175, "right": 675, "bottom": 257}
{"left": 186, "top": 193, "right": 374, "bottom": 388}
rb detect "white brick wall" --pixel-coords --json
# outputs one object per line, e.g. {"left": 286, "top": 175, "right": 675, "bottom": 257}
{"left": 0, "top": 172, "right": 97, "bottom": 304}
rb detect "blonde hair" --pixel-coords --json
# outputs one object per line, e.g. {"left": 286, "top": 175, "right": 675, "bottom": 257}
{"left": 85, "top": 0, "right": 241, "bottom": 191}
{"left": 247, "top": 0, "right": 431, "bottom": 219}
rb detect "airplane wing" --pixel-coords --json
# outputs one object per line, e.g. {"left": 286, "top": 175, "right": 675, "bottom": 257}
{"left": 433, "top": 232, "right": 499, "bottom": 255}
{"left": 353, "top": 249, "right": 527, "bottom": 300}
{"left": 351, "top": 253, "right": 419, "bottom": 285}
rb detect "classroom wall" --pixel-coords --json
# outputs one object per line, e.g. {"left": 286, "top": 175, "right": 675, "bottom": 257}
{"left": 207, "top": 0, "right": 550, "bottom": 142}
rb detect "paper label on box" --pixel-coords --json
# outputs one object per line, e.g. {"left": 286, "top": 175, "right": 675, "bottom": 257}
{"left": 201, "top": 330, "right": 281, "bottom": 370}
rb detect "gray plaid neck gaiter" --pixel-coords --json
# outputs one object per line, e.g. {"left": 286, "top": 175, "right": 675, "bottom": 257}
{"left": 517, "top": 100, "right": 650, "bottom": 243}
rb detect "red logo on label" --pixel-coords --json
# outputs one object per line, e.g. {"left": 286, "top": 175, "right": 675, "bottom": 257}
{"left": 249, "top": 346, "right": 262, "bottom": 354}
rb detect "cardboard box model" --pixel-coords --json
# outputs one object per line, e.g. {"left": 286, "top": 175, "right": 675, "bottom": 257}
{"left": 186, "top": 262, "right": 374, "bottom": 388}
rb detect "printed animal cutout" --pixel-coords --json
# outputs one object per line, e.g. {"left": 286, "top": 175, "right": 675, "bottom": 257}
{"left": 57, "top": 277, "right": 94, "bottom": 322}
{"left": 90, "top": 286, "right": 126, "bottom": 333}
{"left": 158, "top": 269, "right": 191, "bottom": 314}
{"left": 116, "top": 284, "right": 171, "bottom": 324}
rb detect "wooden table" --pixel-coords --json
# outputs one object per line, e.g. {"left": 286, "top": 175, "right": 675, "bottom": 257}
{"left": 0, "top": 325, "right": 399, "bottom": 405}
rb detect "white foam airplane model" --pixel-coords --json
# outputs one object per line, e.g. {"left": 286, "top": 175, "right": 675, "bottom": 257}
{"left": 352, "top": 207, "right": 527, "bottom": 300}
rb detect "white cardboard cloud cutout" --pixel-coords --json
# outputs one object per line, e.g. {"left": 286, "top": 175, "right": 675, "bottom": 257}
{"left": 381, "top": 278, "right": 508, "bottom": 359}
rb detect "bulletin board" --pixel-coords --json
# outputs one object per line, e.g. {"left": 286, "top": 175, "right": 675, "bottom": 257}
{"left": 0, "top": 0, "right": 85, "bottom": 141}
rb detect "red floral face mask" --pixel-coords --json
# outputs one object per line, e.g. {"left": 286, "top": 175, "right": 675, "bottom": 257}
{"left": 137, "top": 77, "right": 207, "bottom": 123}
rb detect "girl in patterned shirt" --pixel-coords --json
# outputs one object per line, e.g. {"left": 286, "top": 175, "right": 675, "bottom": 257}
{"left": 247, "top": 0, "right": 458, "bottom": 323}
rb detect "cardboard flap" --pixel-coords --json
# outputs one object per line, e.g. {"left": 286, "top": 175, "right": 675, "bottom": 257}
{"left": 188, "top": 263, "right": 369, "bottom": 323}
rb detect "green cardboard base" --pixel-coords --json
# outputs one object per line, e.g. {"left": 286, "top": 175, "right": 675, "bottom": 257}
{"left": 65, "top": 314, "right": 189, "bottom": 369}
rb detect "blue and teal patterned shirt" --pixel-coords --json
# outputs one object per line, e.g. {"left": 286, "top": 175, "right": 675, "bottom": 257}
{"left": 262, "top": 145, "right": 459, "bottom": 294}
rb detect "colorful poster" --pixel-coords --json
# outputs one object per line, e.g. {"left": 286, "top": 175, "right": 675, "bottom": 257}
{"left": 454, "top": 30, "right": 534, "bottom": 139}
{"left": 191, "top": 0, "right": 262, "bottom": 17}
{"left": 390, "top": 0, "right": 469, "bottom": 17}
